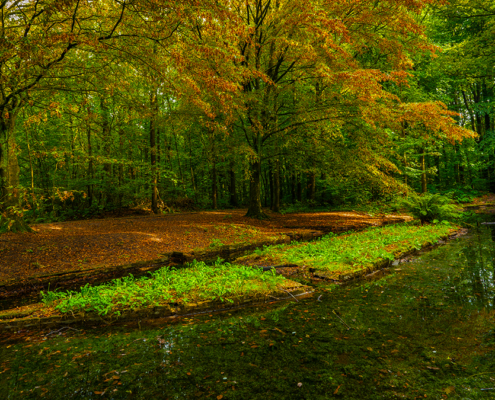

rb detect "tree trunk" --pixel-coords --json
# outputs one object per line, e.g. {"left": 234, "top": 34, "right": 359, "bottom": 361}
{"left": 229, "top": 160, "right": 238, "bottom": 207}
{"left": 307, "top": 172, "right": 316, "bottom": 203}
{"left": 100, "top": 96, "right": 112, "bottom": 206}
{"left": 150, "top": 90, "right": 158, "bottom": 214}
{"left": 272, "top": 156, "right": 280, "bottom": 212}
{"left": 245, "top": 159, "right": 267, "bottom": 218}
{"left": 296, "top": 173, "right": 303, "bottom": 202}
{"left": 211, "top": 161, "right": 218, "bottom": 210}
{"left": 421, "top": 148, "right": 427, "bottom": 194}
{"left": 0, "top": 109, "right": 32, "bottom": 231}
{"left": 87, "top": 123, "right": 94, "bottom": 206}
{"left": 291, "top": 171, "right": 296, "bottom": 203}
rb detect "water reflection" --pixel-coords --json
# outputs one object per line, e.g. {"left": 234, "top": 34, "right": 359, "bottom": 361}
{"left": 1, "top": 224, "right": 495, "bottom": 399}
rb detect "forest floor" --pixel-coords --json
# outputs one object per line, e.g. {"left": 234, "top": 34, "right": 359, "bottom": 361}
{"left": 0, "top": 209, "right": 410, "bottom": 284}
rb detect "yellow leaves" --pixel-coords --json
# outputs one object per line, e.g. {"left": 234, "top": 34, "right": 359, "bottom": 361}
{"left": 444, "top": 386, "right": 455, "bottom": 395}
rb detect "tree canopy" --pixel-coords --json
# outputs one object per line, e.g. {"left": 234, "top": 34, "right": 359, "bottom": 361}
{"left": 0, "top": 0, "right": 489, "bottom": 230}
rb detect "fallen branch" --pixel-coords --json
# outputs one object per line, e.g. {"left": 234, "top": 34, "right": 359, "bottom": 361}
{"left": 332, "top": 310, "right": 352, "bottom": 330}
{"left": 280, "top": 288, "right": 299, "bottom": 302}
{"left": 44, "top": 326, "right": 80, "bottom": 336}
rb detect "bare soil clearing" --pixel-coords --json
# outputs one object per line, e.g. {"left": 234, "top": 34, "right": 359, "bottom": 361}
{"left": 0, "top": 209, "right": 409, "bottom": 285}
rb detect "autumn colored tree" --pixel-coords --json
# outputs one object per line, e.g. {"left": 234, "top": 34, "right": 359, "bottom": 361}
{"left": 0, "top": 0, "right": 485, "bottom": 232}
{"left": 212, "top": 0, "right": 475, "bottom": 218}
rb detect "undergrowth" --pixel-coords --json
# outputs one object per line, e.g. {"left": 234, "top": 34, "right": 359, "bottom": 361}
{"left": 40, "top": 260, "right": 287, "bottom": 316}
{"left": 398, "top": 193, "right": 461, "bottom": 224}
{"left": 247, "top": 223, "right": 454, "bottom": 275}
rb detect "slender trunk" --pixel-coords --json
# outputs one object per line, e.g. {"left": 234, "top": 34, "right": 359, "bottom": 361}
{"left": 187, "top": 131, "right": 197, "bottom": 204}
{"left": 87, "top": 123, "right": 94, "bottom": 206}
{"left": 268, "top": 161, "right": 273, "bottom": 209}
{"left": 261, "top": 167, "right": 269, "bottom": 207}
{"left": 150, "top": 90, "right": 158, "bottom": 214}
{"left": 307, "top": 172, "right": 316, "bottom": 203}
{"left": 297, "top": 172, "right": 303, "bottom": 202}
{"left": 421, "top": 148, "right": 427, "bottom": 194}
{"left": 211, "top": 160, "right": 218, "bottom": 209}
{"left": 229, "top": 160, "right": 238, "bottom": 207}
{"left": 462, "top": 90, "right": 477, "bottom": 133}
{"left": 100, "top": 96, "right": 112, "bottom": 205}
{"left": 436, "top": 148, "right": 442, "bottom": 187}
{"left": 272, "top": 157, "right": 280, "bottom": 212}
{"left": 291, "top": 171, "right": 296, "bottom": 203}
{"left": 118, "top": 129, "right": 124, "bottom": 188}
{"left": 24, "top": 127, "right": 34, "bottom": 191}
{"left": 173, "top": 131, "right": 185, "bottom": 192}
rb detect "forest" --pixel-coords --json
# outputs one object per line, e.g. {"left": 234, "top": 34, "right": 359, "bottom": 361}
{"left": 2, "top": 2, "right": 495, "bottom": 398}
{"left": 0, "top": 0, "right": 493, "bottom": 229}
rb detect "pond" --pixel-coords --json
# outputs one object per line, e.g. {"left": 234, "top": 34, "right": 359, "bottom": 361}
{"left": 1, "top": 223, "right": 494, "bottom": 399}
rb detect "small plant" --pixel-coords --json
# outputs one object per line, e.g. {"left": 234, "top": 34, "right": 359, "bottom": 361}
{"left": 209, "top": 238, "right": 224, "bottom": 248}
{"left": 39, "top": 260, "right": 286, "bottom": 316}
{"left": 399, "top": 193, "right": 461, "bottom": 224}
{"left": 238, "top": 223, "right": 453, "bottom": 276}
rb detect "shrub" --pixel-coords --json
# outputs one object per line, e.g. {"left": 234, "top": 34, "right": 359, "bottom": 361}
{"left": 399, "top": 193, "right": 461, "bottom": 224}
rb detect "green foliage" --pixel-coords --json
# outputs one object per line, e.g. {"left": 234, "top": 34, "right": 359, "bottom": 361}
{"left": 429, "top": 186, "right": 484, "bottom": 204}
{"left": 399, "top": 193, "right": 461, "bottom": 224}
{"left": 40, "top": 260, "right": 286, "bottom": 316}
{"left": 247, "top": 223, "right": 453, "bottom": 274}
{"left": 209, "top": 238, "right": 224, "bottom": 248}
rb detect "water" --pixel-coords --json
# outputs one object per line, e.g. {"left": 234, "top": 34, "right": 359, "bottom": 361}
{"left": 1, "top": 225, "right": 494, "bottom": 399}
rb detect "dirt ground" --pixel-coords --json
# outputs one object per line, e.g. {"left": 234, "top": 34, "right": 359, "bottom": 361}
{"left": 0, "top": 209, "right": 409, "bottom": 283}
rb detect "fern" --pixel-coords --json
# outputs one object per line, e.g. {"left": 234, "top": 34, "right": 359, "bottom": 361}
{"left": 400, "top": 193, "right": 461, "bottom": 224}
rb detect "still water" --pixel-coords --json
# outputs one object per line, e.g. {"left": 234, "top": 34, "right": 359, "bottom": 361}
{"left": 1, "top": 224, "right": 494, "bottom": 399}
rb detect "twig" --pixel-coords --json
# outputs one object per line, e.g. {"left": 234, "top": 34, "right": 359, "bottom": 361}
{"left": 332, "top": 310, "right": 352, "bottom": 330}
{"left": 280, "top": 288, "right": 299, "bottom": 302}
{"left": 317, "top": 295, "right": 323, "bottom": 302}
{"left": 45, "top": 326, "right": 80, "bottom": 336}
{"left": 481, "top": 388, "right": 495, "bottom": 391}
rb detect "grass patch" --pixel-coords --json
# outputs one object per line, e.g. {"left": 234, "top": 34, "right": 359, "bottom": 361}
{"left": 242, "top": 223, "right": 454, "bottom": 277}
{"left": 38, "top": 260, "right": 289, "bottom": 317}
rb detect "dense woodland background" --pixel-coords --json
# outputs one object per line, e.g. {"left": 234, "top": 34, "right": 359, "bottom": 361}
{"left": 0, "top": 0, "right": 493, "bottom": 229}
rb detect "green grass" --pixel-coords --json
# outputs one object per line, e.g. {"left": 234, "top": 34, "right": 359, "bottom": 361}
{"left": 245, "top": 223, "right": 454, "bottom": 276}
{"left": 39, "top": 260, "right": 288, "bottom": 317}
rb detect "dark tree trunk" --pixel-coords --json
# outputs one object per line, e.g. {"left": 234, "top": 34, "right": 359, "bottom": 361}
{"left": 212, "top": 161, "right": 218, "bottom": 210}
{"left": 271, "top": 157, "right": 280, "bottom": 212}
{"left": 229, "top": 160, "right": 239, "bottom": 207}
{"left": 0, "top": 109, "right": 30, "bottom": 231}
{"left": 100, "top": 96, "right": 112, "bottom": 206}
{"left": 87, "top": 122, "right": 94, "bottom": 206}
{"left": 307, "top": 172, "right": 316, "bottom": 203}
{"left": 296, "top": 172, "right": 303, "bottom": 202}
{"left": 268, "top": 161, "right": 273, "bottom": 209}
{"left": 291, "top": 171, "right": 296, "bottom": 203}
{"left": 150, "top": 90, "right": 158, "bottom": 214}
{"left": 245, "top": 160, "right": 267, "bottom": 218}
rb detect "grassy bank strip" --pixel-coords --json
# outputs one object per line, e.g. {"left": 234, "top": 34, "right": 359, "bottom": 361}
{"left": 1, "top": 261, "right": 305, "bottom": 321}
{"left": 240, "top": 223, "right": 455, "bottom": 279}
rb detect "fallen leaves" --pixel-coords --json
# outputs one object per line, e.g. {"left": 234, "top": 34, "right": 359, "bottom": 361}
{"left": 0, "top": 209, "right": 408, "bottom": 285}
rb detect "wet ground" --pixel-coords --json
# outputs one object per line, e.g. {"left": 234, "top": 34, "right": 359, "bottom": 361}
{"left": 0, "top": 222, "right": 494, "bottom": 399}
